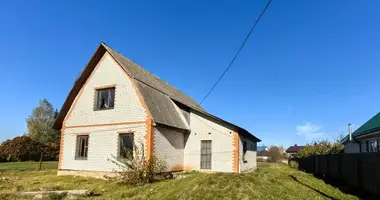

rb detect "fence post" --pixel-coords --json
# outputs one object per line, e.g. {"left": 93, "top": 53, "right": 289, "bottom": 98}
{"left": 338, "top": 154, "right": 342, "bottom": 181}
{"left": 38, "top": 152, "right": 43, "bottom": 171}
{"left": 312, "top": 155, "right": 315, "bottom": 174}
{"left": 357, "top": 154, "right": 361, "bottom": 189}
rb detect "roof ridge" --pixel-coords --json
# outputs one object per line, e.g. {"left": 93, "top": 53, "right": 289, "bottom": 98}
{"left": 102, "top": 43, "right": 180, "bottom": 89}
{"left": 101, "top": 43, "right": 204, "bottom": 110}
{"left": 353, "top": 112, "right": 380, "bottom": 135}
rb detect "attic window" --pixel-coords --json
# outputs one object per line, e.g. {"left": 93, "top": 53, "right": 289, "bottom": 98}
{"left": 94, "top": 87, "right": 115, "bottom": 110}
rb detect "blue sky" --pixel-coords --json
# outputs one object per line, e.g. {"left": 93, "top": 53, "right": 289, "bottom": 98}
{"left": 1, "top": 0, "right": 380, "bottom": 147}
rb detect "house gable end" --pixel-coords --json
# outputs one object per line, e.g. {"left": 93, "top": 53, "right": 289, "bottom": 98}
{"left": 64, "top": 52, "right": 148, "bottom": 127}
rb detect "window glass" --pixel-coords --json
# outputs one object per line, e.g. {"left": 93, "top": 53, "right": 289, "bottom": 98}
{"left": 368, "top": 140, "right": 378, "bottom": 152}
{"left": 200, "top": 140, "right": 212, "bottom": 169}
{"left": 119, "top": 134, "right": 134, "bottom": 158}
{"left": 76, "top": 135, "right": 89, "bottom": 159}
{"left": 95, "top": 87, "right": 115, "bottom": 110}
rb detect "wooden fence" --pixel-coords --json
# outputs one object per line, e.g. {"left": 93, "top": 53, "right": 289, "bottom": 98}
{"left": 297, "top": 153, "right": 380, "bottom": 197}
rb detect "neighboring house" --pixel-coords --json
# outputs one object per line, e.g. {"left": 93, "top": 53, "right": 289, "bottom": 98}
{"left": 257, "top": 145, "right": 269, "bottom": 160}
{"left": 285, "top": 144, "right": 304, "bottom": 158}
{"left": 257, "top": 150, "right": 269, "bottom": 160}
{"left": 342, "top": 112, "right": 380, "bottom": 153}
{"left": 54, "top": 43, "right": 261, "bottom": 178}
{"left": 257, "top": 145, "right": 269, "bottom": 152}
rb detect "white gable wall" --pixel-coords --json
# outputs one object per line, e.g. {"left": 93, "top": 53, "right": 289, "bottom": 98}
{"left": 60, "top": 52, "right": 148, "bottom": 172}
{"left": 64, "top": 53, "right": 147, "bottom": 127}
{"left": 239, "top": 135, "right": 257, "bottom": 172}
{"left": 184, "top": 111, "right": 235, "bottom": 172}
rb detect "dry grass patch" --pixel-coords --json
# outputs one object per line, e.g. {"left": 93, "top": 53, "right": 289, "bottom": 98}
{"left": 0, "top": 162, "right": 358, "bottom": 200}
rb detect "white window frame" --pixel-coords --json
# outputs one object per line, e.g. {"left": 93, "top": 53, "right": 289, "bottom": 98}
{"left": 367, "top": 139, "right": 378, "bottom": 152}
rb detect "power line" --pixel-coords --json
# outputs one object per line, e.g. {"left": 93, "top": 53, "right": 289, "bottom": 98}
{"left": 199, "top": 0, "right": 272, "bottom": 104}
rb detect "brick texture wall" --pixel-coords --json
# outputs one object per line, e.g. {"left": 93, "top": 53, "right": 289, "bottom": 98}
{"left": 62, "top": 124, "right": 146, "bottom": 171}
{"left": 65, "top": 53, "right": 147, "bottom": 127}
{"left": 60, "top": 52, "right": 148, "bottom": 172}
{"left": 184, "top": 111, "right": 235, "bottom": 172}
{"left": 154, "top": 126, "right": 185, "bottom": 171}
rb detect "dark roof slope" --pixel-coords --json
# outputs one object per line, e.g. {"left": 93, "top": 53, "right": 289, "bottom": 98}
{"left": 103, "top": 44, "right": 204, "bottom": 112}
{"left": 286, "top": 145, "right": 305, "bottom": 153}
{"left": 352, "top": 112, "right": 380, "bottom": 137}
{"left": 134, "top": 80, "right": 189, "bottom": 130}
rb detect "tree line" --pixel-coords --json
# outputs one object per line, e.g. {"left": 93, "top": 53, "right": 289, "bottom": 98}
{"left": 0, "top": 99, "right": 59, "bottom": 162}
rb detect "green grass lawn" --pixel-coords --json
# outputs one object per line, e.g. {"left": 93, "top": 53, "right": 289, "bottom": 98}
{"left": 0, "top": 161, "right": 58, "bottom": 171}
{"left": 0, "top": 162, "right": 357, "bottom": 200}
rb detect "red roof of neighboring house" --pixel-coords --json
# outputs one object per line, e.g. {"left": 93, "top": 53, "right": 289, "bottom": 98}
{"left": 286, "top": 145, "right": 305, "bottom": 153}
{"left": 257, "top": 150, "right": 270, "bottom": 157}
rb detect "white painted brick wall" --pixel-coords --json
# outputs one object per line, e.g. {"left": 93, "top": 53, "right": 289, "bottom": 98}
{"left": 154, "top": 126, "right": 184, "bottom": 171}
{"left": 65, "top": 53, "right": 147, "bottom": 127}
{"left": 184, "top": 111, "right": 235, "bottom": 172}
{"left": 61, "top": 52, "right": 148, "bottom": 172}
{"left": 239, "top": 135, "right": 257, "bottom": 172}
{"left": 62, "top": 124, "right": 147, "bottom": 172}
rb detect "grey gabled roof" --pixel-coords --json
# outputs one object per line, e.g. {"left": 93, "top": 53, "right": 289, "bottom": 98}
{"left": 134, "top": 79, "right": 189, "bottom": 130}
{"left": 103, "top": 44, "right": 205, "bottom": 112}
{"left": 54, "top": 42, "right": 260, "bottom": 142}
{"left": 104, "top": 43, "right": 259, "bottom": 141}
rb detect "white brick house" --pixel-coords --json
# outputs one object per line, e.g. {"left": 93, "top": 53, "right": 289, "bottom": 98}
{"left": 54, "top": 43, "right": 260, "bottom": 177}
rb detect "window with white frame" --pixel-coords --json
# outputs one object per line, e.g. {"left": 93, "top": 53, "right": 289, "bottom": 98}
{"left": 366, "top": 139, "right": 378, "bottom": 152}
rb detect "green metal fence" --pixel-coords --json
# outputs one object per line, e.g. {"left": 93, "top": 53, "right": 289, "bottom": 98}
{"left": 297, "top": 153, "right": 380, "bottom": 197}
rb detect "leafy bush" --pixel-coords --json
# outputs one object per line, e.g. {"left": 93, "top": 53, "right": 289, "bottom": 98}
{"left": 0, "top": 136, "right": 59, "bottom": 162}
{"left": 268, "top": 146, "right": 285, "bottom": 163}
{"left": 107, "top": 143, "right": 168, "bottom": 186}
{"left": 0, "top": 155, "right": 6, "bottom": 163}
{"left": 297, "top": 140, "right": 344, "bottom": 158}
{"left": 42, "top": 141, "right": 60, "bottom": 161}
{"left": 289, "top": 160, "right": 299, "bottom": 169}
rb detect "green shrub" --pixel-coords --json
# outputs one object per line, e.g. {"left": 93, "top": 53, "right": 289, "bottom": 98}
{"left": 107, "top": 142, "right": 168, "bottom": 186}
{"left": 0, "top": 155, "right": 6, "bottom": 163}
{"left": 289, "top": 160, "right": 299, "bottom": 169}
{"left": 268, "top": 146, "right": 285, "bottom": 163}
{"left": 297, "top": 140, "right": 344, "bottom": 158}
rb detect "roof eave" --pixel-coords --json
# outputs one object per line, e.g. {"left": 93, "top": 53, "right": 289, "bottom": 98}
{"left": 53, "top": 44, "right": 107, "bottom": 130}
{"left": 189, "top": 108, "right": 261, "bottom": 142}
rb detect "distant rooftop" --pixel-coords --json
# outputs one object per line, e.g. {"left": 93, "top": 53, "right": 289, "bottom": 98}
{"left": 285, "top": 144, "right": 305, "bottom": 153}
